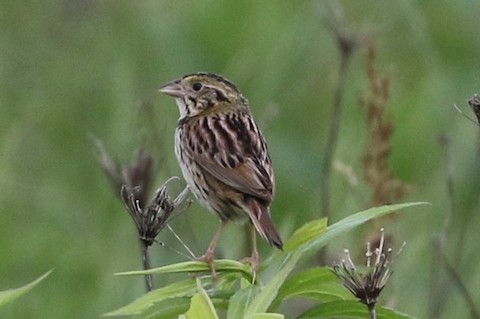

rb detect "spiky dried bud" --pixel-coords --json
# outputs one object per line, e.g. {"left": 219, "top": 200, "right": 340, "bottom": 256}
{"left": 332, "top": 229, "right": 405, "bottom": 319}
{"left": 121, "top": 177, "right": 189, "bottom": 246}
{"left": 94, "top": 138, "right": 189, "bottom": 246}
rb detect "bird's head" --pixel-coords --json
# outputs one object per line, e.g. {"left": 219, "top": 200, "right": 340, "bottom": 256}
{"left": 159, "top": 72, "right": 247, "bottom": 119}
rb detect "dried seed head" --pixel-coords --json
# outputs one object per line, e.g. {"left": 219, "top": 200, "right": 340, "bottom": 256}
{"left": 94, "top": 138, "right": 189, "bottom": 246}
{"left": 121, "top": 178, "right": 189, "bottom": 246}
{"left": 332, "top": 229, "right": 405, "bottom": 317}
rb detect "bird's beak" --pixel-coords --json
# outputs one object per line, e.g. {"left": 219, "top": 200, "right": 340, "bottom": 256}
{"left": 159, "top": 80, "right": 185, "bottom": 98}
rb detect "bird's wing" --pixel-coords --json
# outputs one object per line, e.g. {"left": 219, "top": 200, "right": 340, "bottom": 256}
{"left": 196, "top": 154, "right": 274, "bottom": 202}
{"left": 184, "top": 113, "right": 274, "bottom": 202}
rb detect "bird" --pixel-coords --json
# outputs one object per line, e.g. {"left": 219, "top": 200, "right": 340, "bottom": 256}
{"left": 159, "top": 72, "right": 283, "bottom": 274}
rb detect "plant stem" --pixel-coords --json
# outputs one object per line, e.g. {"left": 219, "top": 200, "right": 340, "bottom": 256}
{"left": 368, "top": 304, "right": 377, "bottom": 319}
{"left": 140, "top": 240, "right": 153, "bottom": 292}
{"left": 319, "top": 7, "right": 362, "bottom": 264}
{"left": 320, "top": 48, "right": 352, "bottom": 220}
{"left": 432, "top": 135, "right": 480, "bottom": 319}
{"left": 437, "top": 237, "right": 480, "bottom": 319}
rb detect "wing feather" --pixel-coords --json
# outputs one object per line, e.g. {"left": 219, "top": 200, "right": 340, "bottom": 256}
{"left": 183, "top": 112, "right": 274, "bottom": 202}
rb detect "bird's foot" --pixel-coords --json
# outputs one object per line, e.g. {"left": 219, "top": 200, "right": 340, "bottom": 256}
{"left": 241, "top": 249, "right": 259, "bottom": 281}
{"left": 196, "top": 250, "right": 217, "bottom": 281}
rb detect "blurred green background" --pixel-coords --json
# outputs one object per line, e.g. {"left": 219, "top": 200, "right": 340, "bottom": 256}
{"left": 1, "top": 1, "right": 479, "bottom": 318}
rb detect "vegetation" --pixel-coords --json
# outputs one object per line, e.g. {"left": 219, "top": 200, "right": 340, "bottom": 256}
{"left": 1, "top": 1, "right": 479, "bottom": 318}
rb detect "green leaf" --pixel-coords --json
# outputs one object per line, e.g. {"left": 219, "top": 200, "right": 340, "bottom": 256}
{"left": 246, "top": 252, "right": 301, "bottom": 315}
{"left": 283, "top": 218, "right": 328, "bottom": 253}
{"left": 116, "top": 260, "right": 253, "bottom": 282}
{"left": 141, "top": 298, "right": 191, "bottom": 319}
{"left": 215, "top": 272, "right": 244, "bottom": 291}
{"left": 103, "top": 279, "right": 197, "bottom": 316}
{"left": 0, "top": 269, "right": 52, "bottom": 308}
{"left": 271, "top": 267, "right": 352, "bottom": 309}
{"left": 267, "top": 202, "right": 426, "bottom": 313}
{"left": 109, "top": 203, "right": 426, "bottom": 318}
{"left": 227, "top": 285, "right": 258, "bottom": 319}
{"left": 296, "top": 300, "right": 416, "bottom": 319}
{"left": 297, "top": 202, "right": 427, "bottom": 257}
{"left": 181, "top": 278, "right": 219, "bottom": 319}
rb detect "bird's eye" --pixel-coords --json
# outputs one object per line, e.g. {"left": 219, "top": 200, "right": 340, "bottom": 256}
{"left": 192, "top": 82, "right": 202, "bottom": 91}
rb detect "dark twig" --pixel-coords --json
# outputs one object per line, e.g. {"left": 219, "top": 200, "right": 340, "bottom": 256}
{"left": 429, "top": 135, "right": 453, "bottom": 318}
{"left": 438, "top": 135, "right": 455, "bottom": 236}
{"left": 433, "top": 135, "right": 480, "bottom": 319}
{"left": 120, "top": 179, "right": 189, "bottom": 291}
{"left": 140, "top": 240, "right": 153, "bottom": 291}
{"left": 436, "top": 236, "right": 480, "bottom": 319}
{"left": 320, "top": 7, "right": 360, "bottom": 220}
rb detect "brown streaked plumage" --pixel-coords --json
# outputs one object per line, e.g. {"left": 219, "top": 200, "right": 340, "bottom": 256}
{"left": 159, "top": 72, "right": 282, "bottom": 272}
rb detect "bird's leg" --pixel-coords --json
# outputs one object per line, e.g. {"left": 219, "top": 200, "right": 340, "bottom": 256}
{"left": 250, "top": 226, "right": 259, "bottom": 272}
{"left": 242, "top": 225, "right": 259, "bottom": 277}
{"left": 197, "top": 220, "right": 227, "bottom": 280}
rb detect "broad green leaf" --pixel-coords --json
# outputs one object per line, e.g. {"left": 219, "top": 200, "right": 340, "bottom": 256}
{"left": 211, "top": 299, "right": 230, "bottom": 313}
{"left": 116, "top": 260, "right": 253, "bottom": 282}
{"left": 181, "top": 278, "right": 218, "bottom": 319}
{"left": 296, "top": 300, "right": 416, "bottom": 319}
{"left": 297, "top": 202, "right": 427, "bottom": 257}
{"left": 264, "top": 203, "right": 425, "bottom": 313}
{"left": 253, "top": 203, "right": 424, "bottom": 315}
{"left": 208, "top": 289, "right": 237, "bottom": 300}
{"left": 271, "top": 267, "right": 352, "bottom": 309}
{"left": 141, "top": 298, "right": 191, "bottom": 319}
{"left": 103, "top": 279, "right": 197, "bottom": 316}
{"left": 283, "top": 218, "right": 328, "bottom": 253}
{"left": 245, "top": 313, "right": 284, "bottom": 319}
{"left": 0, "top": 269, "right": 52, "bottom": 308}
{"left": 246, "top": 252, "right": 301, "bottom": 315}
{"left": 215, "top": 272, "right": 245, "bottom": 291}
{"left": 227, "top": 285, "right": 259, "bottom": 319}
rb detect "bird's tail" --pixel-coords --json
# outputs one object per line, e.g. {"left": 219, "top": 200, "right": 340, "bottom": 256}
{"left": 247, "top": 199, "right": 283, "bottom": 250}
